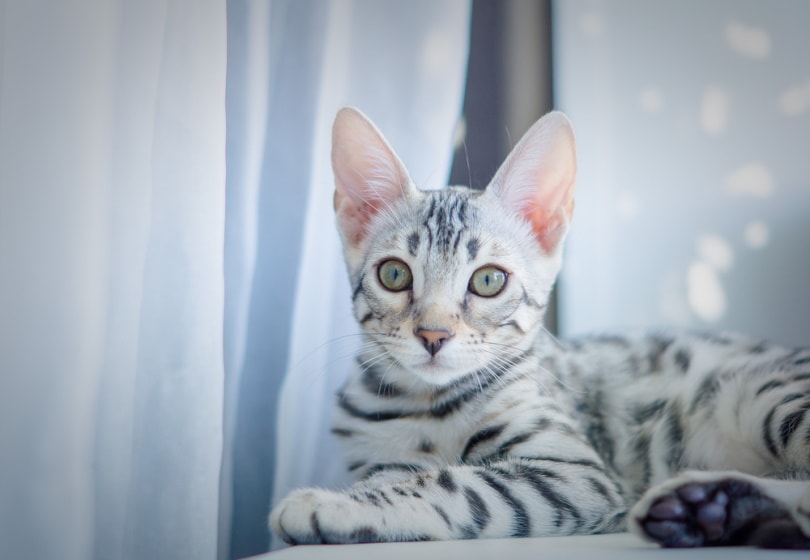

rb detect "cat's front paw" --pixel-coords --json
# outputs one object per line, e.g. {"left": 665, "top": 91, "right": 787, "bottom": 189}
{"left": 270, "top": 486, "right": 442, "bottom": 545}
{"left": 630, "top": 471, "right": 807, "bottom": 548}
{"left": 270, "top": 488, "right": 377, "bottom": 545}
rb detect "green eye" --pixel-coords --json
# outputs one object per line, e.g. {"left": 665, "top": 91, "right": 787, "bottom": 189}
{"left": 378, "top": 259, "right": 412, "bottom": 291}
{"left": 469, "top": 266, "right": 507, "bottom": 297}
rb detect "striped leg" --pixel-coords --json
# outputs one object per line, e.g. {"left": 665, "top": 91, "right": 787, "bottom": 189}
{"left": 750, "top": 367, "right": 810, "bottom": 468}
{"left": 270, "top": 459, "right": 626, "bottom": 544}
{"left": 677, "top": 347, "right": 810, "bottom": 477}
{"left": 631, "top": 350, "right": 810, "bottom": 549}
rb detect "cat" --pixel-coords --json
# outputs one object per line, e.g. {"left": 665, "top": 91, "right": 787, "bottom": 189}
{"left": 269, "top": 107, "right": 810, "bottom": 548}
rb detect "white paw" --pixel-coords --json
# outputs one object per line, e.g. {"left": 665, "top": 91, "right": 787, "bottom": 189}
{"left": 270, "top": 485, "right": 449, "bottom": 545}
{"left": 270, "top": 488, "right": 376, "bottom": 545}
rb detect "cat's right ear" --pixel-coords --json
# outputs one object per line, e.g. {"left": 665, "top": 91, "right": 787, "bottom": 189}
{"left": 332, "top": 107, "right": 412, "bottom": 249}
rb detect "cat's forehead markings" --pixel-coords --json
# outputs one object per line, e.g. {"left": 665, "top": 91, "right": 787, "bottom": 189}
{"left": 466, "top": 238, "right": 480, "bottom": 262}
{"left": 420, "top": 190, "right": 474, "bottom": 256}
{"left": 407, "top": 232, "right": 420, "bottom": 257}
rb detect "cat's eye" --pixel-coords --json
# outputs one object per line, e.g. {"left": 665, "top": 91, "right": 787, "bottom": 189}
{"left": 469, "top": 266, "right": 508, "bottom": 297}
{"left": 378, "top": 259, "right": 413, "bottom": 292}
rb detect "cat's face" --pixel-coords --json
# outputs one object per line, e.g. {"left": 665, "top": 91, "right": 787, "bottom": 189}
{"left": 331, "top": 108, "right": 576, "bottom": 388}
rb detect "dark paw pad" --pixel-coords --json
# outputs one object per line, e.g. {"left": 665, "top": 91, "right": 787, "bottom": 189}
{"left": 641, "top": 483, "right": 730, "bottom": 547}
{"left": 638, "top": 478, "right": 795, "bottom": 548}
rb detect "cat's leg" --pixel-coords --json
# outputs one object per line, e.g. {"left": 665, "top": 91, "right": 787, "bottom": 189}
{"left": 629, "top": 470, "right": 810, "bottom": 548}
{"left": 270, "top": 459, "right": 627, "bottom": 544}
{"left": 631, "top": 346, "right": 810, "bottom": 548}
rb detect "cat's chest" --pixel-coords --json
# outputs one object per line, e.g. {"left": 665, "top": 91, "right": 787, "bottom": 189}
{"left": 335, "top": 393, "right": 479, "bottom": 465}
{"left": 377, "top": 415, "right": 474, "bottom": 464}
{"left": 334, "top": 373, "right": 543, "bottom": 467}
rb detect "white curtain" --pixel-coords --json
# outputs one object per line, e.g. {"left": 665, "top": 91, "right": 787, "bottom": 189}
{"left": 0, "top": 0, "right": 470, "bottom": 558}
{"left": 222, "top": 0, "right": 471, "bottom": 553}
{"left": 0, "top": 1, "right": 226, "bottom": 559}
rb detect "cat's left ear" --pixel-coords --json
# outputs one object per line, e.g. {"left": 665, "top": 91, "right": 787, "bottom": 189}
{"left": 487, "top": 111, "right": 576, "bottom": 254}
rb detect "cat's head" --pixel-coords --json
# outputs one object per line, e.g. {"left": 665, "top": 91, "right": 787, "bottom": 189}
{"left": 332, "top": 108, "right": 576, "bottom": 389}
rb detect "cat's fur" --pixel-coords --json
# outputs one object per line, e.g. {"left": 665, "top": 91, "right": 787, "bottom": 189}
{"left": 270, "top": 108, "right": 810, "bottom": 548}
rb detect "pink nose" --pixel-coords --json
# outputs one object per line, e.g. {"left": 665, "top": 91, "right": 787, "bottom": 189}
{"left": 415, "top": 328, "right": 454, "bottom": 356}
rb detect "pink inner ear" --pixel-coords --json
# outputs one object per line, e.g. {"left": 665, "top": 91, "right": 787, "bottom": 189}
{"left": 333, "top": 188, "right": 378, "bottom": 247}
{"left": 331, "top": 107, "right": 411, "bottom": 248}
{"left": 489, "top": 111, "right": 577, "bottom": 254}
{"left": 527, "top": 198, "right": 575, "bottom": 254}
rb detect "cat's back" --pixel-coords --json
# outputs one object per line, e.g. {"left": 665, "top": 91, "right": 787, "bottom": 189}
{"left": 555, "top": 329, "right": 808, "bottom": 494}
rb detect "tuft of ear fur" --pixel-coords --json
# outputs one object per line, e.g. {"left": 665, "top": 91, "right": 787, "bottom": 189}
{"left": 332, "top": 107, "right": 413, "bottom": 249}
{"left": 487, "top": 111, "right": 577, "bottom": 254}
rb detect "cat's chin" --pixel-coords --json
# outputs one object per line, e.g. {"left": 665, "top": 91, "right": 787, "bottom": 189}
{"left": 408, "top": 360, "right": 469, "bottom": 387}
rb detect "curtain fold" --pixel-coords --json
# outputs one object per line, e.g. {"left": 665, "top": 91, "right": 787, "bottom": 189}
{"left": 223, "top": 2, "right": 333, "bottom": 557}
{"left": 223, "top": 0, "right": 471, "bottom": 554}
{"left": 0, "top": 1, "right": 226, "bottom": 559}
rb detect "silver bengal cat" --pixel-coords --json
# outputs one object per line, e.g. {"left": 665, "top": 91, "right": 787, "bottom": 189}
{"left": 270, "top": 108, "right": 810, "bottom": 549}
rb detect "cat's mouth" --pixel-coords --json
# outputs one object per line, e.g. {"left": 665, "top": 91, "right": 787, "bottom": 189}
{"left": 410, "top": 355, "right": 468, "bottom": 385}
{"left": 420, "top": 356, "right": 449, "bottom": 369}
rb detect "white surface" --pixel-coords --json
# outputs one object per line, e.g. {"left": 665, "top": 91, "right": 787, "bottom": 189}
{"left": 262, "top": 533, "right": 807, "bottom": 559}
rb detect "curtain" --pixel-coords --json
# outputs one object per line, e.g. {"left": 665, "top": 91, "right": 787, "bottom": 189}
{"left": 223, "top": 1, "right": 472, "bottom": 554}
{"left": 0, "top": 0, "right": 470, "bottom": 558}
{"left": 0, "top": 1, "right": 226, "bottom": 559}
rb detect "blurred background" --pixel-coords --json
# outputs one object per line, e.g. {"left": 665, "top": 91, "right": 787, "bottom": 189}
{"left": 554, "top": 1, "right": 810, "bottom": 346}
{"left": 1, "top": 1, "right": 808, "bottom": 559}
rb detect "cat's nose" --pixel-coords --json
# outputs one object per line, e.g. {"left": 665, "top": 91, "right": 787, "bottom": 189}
{"left": 415, "top": 328, "right": 454, "bottom": 356}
